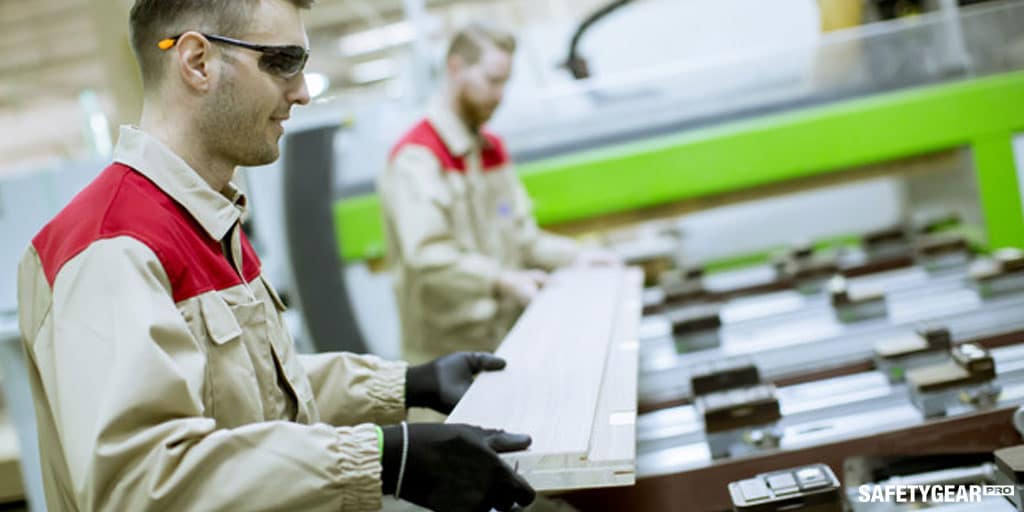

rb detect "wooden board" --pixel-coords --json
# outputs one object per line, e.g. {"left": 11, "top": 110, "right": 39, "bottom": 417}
{"left": 447, "top": 267, "right": 642, "bottom": 491}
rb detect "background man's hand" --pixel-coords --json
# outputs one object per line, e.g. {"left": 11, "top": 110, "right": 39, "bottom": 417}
{"left": 495, "top": 269, "right": 549, "bottom": 306}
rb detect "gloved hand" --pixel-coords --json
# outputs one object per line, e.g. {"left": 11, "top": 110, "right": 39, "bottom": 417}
{"left": 406, "top": 352, "right": 506, "bottom": 414}
{"left": 495, "top": 269, "right": 549, "bottom": 306}
{"left": 381, "top": 423, "right": 535, "bottom": 512}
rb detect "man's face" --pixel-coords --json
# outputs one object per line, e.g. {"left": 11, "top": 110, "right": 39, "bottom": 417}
{"left": 197, "top": 0, "right": 311, "bottom": 168}
{"left": 453, "top": 44, "right": 512, "bottom": 131}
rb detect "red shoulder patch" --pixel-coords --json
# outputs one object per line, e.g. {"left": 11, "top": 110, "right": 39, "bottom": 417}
{"left": 390, "top": 119, "right": 510, "bottom": 173}
{"left": 32, "top": 163, "right": 261, "bottom": 303}
{"left": 480, "top": 130, "right": 510, "bottom": 170}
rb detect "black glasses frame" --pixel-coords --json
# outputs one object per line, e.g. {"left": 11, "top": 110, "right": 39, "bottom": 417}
{"left": 158, "top": 32, "right": 309, "bottom": 79}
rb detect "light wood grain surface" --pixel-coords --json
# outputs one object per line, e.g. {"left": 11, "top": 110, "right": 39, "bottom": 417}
{"left": 448, "top": 267, "right": 642, "bottom": 491}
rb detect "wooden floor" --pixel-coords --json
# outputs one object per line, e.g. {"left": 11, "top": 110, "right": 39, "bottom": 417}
{"left": 448, "top": 267, "right": 642, "bottom": 492}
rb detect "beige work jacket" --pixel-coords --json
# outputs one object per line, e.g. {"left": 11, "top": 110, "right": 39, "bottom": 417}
{"left": 17, "top": 126, "right": 406, "bottom": 511}
{"left": 378, "top": 104, "right": 579, "bottom": 364}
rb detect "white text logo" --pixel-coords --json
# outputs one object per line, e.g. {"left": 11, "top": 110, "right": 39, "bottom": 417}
{"left": 858, "top": 484, "right": 1014, "bottom": 503}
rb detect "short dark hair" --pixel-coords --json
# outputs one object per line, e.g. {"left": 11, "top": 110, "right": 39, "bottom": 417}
{"left": 446, "top": 22, "right": 517, "bottom": 66}
{"left": 129, "top": 0, "right": 314, "bottom": 87}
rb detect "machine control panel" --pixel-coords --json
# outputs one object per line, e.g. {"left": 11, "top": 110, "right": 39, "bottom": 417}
{"left": 728, "top": 463, "right": 843, "bottom": 511}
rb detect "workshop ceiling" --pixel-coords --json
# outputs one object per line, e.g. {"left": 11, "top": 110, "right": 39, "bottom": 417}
{"left": 0, "top": 0, "right": 605, "bottom": 175}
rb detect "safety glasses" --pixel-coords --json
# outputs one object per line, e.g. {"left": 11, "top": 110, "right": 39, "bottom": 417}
{"left": 158, "top": 32, "right": 309, "bottom": 79}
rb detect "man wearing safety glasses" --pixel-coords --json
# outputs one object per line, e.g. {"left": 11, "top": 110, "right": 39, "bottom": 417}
{"left": 16, "top": 1, "right": 535, "bottom": 511}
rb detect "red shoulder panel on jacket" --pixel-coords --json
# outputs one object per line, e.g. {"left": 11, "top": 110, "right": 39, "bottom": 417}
{"left": 390, "top": 119, "right": 510, "bottom": 173}
{"left": 32, "top": 163, "right": 261, "bottom": 303}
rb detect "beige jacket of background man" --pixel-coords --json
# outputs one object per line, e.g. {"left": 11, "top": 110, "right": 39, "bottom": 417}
{"left": 18, "top": 126, "right": 406, "bottom": 511}
{"left": 378, "top": 103, "right": 580, "bottom": 364}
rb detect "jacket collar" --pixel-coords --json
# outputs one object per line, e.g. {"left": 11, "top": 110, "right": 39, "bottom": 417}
{"left": 112, "top": 125, "right": 245, "bottom": 241}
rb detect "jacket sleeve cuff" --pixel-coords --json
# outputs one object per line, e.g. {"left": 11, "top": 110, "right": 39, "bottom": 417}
{"left": 333, "top": 423, "right": 385, "bottom": 510}
{"left": 366, "top": 358, "right": 409, "bottom": 424}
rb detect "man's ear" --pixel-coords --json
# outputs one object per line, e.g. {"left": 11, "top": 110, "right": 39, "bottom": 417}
{"left": 175, "top": 32, "right": 214, "bottom": 92}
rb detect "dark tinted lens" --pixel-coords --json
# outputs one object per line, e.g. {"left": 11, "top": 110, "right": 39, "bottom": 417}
{"left": 259, "top": 46, "right": 308, "bottom": 77}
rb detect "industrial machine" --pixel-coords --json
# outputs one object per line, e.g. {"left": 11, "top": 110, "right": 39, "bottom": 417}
{"left": 552, "top": 214, "right": 1024, "bottom": 510}
{"left": 256, "top": 2, "right": 1024, "bottom": 510}
{"left": 292, "top": 0, "right": 1024, "bottom": 360}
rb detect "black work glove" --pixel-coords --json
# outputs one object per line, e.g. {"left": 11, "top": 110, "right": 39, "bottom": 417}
{"left": 406, "top": 352, "right": 506, "bottom": 414}
{"left": 381, "top": 423, "right": 535, "bottom": 512}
